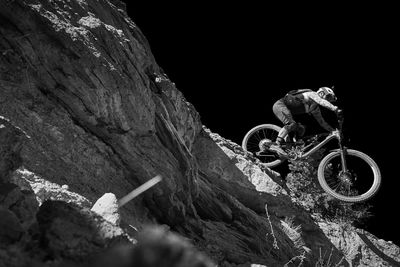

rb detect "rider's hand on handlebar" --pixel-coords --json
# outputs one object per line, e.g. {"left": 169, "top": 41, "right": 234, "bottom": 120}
{"left": 331, "top": 129, "right": 340, "bottom": 135}
{"left": 335, "top": 108, "right": 343, "bottom": 117}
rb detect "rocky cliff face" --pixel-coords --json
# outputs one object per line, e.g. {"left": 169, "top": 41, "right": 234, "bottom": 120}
{"left": 0, "top": 1, "right": 399, "bottom": 266}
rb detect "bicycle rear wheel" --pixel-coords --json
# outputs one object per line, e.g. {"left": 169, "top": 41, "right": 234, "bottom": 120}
{"left": 317, "top": 149, "right": 381, "bottom": 202}
{"left": 242, "top": 124, "right": 286, "bottom": 168}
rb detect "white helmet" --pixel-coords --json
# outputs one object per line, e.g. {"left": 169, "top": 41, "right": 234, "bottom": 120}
{"left": 317, "top": 87, "right": 337, "bottom": 102}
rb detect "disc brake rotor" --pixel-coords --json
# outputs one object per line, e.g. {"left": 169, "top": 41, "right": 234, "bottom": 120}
{"left": 338, "top": 171, "right": 353, "bottom": 186}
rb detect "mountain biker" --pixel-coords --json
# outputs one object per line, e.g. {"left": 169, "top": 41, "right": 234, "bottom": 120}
{"left": 269, "top": 87, "right": 342, "bottom": 156}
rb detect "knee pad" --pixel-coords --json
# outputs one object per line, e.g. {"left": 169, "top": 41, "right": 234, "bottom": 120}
{"left": 296, "top": 124, "right": 306, "bottom": 137}
{"left": 284, "top": 122, "right": 297, "bottom": 132}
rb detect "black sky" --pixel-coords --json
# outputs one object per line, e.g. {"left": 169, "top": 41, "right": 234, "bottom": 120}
{"left": 124, "top": 2, "right": 398, "bottom": 245}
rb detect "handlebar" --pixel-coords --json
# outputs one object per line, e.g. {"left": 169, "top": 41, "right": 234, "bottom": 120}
{"left": 336, "top": 108, "right": 344, "bottom": 119}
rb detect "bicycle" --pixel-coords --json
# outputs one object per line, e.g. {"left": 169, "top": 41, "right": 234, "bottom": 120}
{"left": 242, "top": 114, "right": 381, "bottom": 202}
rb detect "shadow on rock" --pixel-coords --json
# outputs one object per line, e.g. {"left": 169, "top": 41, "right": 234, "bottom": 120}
{"left": 88, "top": 226, "right": 215, "bottom": 267}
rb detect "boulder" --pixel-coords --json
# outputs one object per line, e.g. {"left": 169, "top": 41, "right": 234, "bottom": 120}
{"left": 91, "top": 192, "right": 121, "bottom": 225}
{"left": 36, "top": 200, "right": 131, "bottom": 261}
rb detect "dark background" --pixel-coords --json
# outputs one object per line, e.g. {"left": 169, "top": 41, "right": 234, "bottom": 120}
{"left": 124, "top": 3, "right": 398, "bottom": 245}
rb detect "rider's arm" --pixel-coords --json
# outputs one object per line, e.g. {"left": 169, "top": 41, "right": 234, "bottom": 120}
{"left": 310, "top": 107, "right": 335, "bottom": 132}
{"left": 304, "top": 92, "right": 338, "bottom": 112}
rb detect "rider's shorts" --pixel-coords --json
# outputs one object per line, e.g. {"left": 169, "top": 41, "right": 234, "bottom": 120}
{"left": 273, "top": 99, "right": 295, "bottom": 126}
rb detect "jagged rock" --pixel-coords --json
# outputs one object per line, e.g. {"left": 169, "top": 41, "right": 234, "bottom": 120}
{"left": 91, "top": 192, "right": 121, "bottom": 225}
{"left": 319, "top": 221, "right": 400, "bottom": 267}
{"left": 12, "top": 167, "right": 92, "bottom": 207}
{"left": 205, "top": 128, "right": 284, "bottom": 189}
{"left": 0, "top": 0, "right": 199, "bottom": 229}
{"left": 36, "top": 200, "right": 132, "bottom": 261}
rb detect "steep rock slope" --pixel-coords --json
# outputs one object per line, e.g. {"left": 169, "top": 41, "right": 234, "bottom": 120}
{"left": 207, "top": 132, "right": 400, "bottom": 267}
{"left": 0, "top": 1, "right": 399, "bottom": 266}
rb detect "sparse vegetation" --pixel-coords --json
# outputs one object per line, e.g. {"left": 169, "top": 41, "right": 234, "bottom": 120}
{"left": 281, "top": 217, "right": 310, "bottom": 267}
{"left": 315, "top": 247, "right": 345, "bottom": 267}
{"left": 280, "top": 217, "right": 305, "bottom": 252}
{"left": 286, "top": 149, "right": 372, "bottom": 227}
{"left": 284, "top": 251, "right": 307, "bottom": 267}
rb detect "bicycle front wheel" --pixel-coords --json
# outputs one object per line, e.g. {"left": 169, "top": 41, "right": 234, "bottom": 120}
{"left": 242, "top": 124, "right": 285, "bottom": 168}
{"left": 317, "top": 149, "right": 381, "bottom": 202}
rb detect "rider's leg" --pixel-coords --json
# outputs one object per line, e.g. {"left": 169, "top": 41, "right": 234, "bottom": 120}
{"left": 271, "top": 100, "right": 298, "bottom": 156}
{"left": 296, "top": 123, "right": 306, "bottom": 138}
{"left": 273, "top": 100, "right": 296, "bottom": 145}
{"left": 276, "top": 127, "right": 287, "bottom": 145}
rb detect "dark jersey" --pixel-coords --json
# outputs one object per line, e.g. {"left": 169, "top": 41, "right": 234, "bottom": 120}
{"left": 282, "top": 89, "right": 312, "bottom": 114}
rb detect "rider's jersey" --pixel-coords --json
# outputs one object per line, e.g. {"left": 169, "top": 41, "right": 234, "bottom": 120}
{"left": 283, "top": 90, "right": 337, "bottom": 115}
{"left": 283, "top": 90, "right": 309, "bottom": 114}
{"left": 282, "top": 90, "right": 338, "bottom": 132}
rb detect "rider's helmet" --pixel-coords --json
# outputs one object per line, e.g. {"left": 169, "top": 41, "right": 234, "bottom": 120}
{"left": 317, "top": 87, "right": 337, "bottom": 102}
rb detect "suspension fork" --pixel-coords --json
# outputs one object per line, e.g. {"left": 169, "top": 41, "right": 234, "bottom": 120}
{"left": 337, "top": 133, "right": 348, "bottom": 173}
{"left": 339, "top": 147, "right": 348, "bottom": 173}
{"left": 336, "top": 115, "right": 349, "bottom": 173}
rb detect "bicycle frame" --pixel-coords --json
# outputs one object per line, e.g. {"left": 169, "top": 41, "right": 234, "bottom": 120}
{"left": 297, "top": 116, "right": 348, "bottom": 173}
{"left": 300, "top": 130, "right": 341, "bottom": 159}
